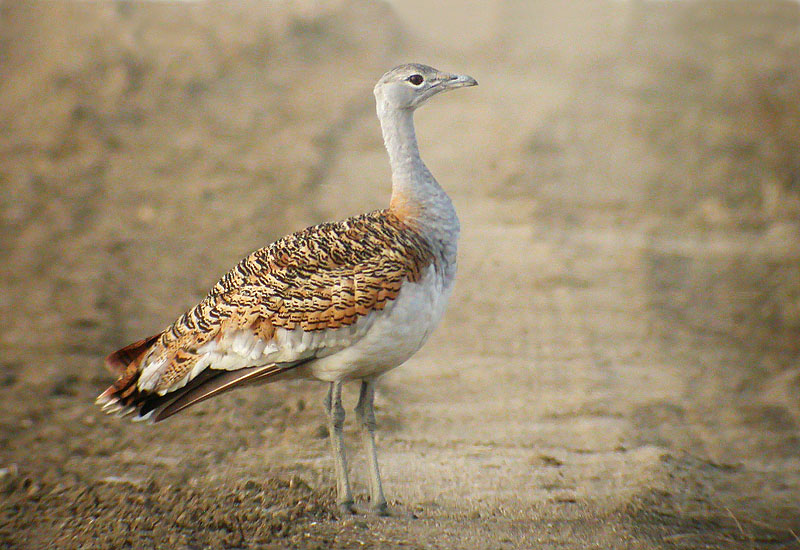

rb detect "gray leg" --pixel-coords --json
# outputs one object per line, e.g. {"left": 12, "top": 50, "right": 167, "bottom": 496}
{"left": 355, "top": 380, "right": 388, "bottom": 514}
{"left": 325, "top": 381, "right": 354, "bottom": 514}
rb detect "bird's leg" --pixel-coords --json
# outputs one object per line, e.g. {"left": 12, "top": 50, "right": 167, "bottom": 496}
{"left": 325, "top": 381, "right": 354, "bottom": 514}
{"left": 355, "top": 380, "right": 388, "bottom": 515}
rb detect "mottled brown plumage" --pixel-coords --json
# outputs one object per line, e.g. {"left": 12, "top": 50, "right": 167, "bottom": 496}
{"left": 99, "top": 208, "right": 433, "bottom": 413}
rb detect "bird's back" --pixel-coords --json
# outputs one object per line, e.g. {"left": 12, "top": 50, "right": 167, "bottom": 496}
{"left": 98, "top": 208, "right": 440, "bottom": 420}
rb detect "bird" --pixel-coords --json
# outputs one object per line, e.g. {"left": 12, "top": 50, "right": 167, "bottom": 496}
{"left": 96, "top": 63, "right": 477, "bottom": 515}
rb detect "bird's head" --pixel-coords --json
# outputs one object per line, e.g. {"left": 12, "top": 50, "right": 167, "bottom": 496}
{"left": 374, "top": 63, "right": 478, "bottom": 112}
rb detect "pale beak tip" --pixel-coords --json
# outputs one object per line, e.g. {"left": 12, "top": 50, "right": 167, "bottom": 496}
{"left": 447, "top": 74, "right": 478, "bottom": 89}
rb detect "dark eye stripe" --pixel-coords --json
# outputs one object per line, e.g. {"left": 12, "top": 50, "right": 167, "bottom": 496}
{"left": 407, "top": 74, "right": 424, "bottom": 86}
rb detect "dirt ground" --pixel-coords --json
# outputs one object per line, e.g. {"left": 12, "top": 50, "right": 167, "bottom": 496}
{"left": 2, "top": 1, "right": 800, "bottom": 548}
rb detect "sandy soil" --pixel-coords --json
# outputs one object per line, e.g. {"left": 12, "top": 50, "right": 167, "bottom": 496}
{"left": 2, "top": 1, "right": 800, "bottom": 548}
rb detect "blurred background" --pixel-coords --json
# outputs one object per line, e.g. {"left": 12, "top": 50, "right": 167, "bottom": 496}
{"left": 1, "top": 1, "right": 799, "bottom": 548}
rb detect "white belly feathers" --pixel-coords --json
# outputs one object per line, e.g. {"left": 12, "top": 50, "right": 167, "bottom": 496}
{"left": 304, "top": 263, "right": 452, "bottom": 381}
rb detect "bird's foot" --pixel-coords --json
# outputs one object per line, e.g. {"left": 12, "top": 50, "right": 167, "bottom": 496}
{"left": 369, "top": 500, "right": 389, "bottom": 516}
{"left": 337, "top": 501, "right": 356, "bottom": 516}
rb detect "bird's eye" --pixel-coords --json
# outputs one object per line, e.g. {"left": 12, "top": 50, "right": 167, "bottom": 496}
{"left": 407, "top": 74, "right": 424, "bottom": 86}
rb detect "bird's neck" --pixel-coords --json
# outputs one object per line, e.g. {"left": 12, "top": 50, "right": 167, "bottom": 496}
{"left": 378, "top": 105, "right": 459, "bottom": 243}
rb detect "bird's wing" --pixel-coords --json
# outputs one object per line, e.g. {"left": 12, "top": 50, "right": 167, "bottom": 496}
{"left": 97, "top": 209, "right": 434, "bottom": 420}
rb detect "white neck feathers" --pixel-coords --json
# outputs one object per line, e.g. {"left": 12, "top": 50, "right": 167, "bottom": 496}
{"left": 376, "top": 102, "right": 459, "bottom": 243}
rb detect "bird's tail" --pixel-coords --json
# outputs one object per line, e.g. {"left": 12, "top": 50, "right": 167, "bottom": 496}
{"left": 96, "top": 335, "right": 303, "bottom": 423}
{"left": 95, "top": 334, "right": 163, "bottom": 421}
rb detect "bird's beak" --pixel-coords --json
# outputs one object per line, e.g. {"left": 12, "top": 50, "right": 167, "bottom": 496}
{"left": 414, "top": 71, "right": 478, "bottom": 107}
{"left": 440, "top": 73, "right": 478, "bottom": 90}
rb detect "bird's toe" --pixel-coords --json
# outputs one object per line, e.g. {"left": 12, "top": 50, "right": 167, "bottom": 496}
{"left": 337, "top": 501, "right": 356, "bottom": 517}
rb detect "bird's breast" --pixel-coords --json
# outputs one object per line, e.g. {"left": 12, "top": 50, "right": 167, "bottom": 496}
{"left": 301, "top": 262, "right": 454, "bottom": 382}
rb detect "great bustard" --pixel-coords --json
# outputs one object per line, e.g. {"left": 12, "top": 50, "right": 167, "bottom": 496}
{"left": 97, "top": 63, "right": 477, "bottom": 514}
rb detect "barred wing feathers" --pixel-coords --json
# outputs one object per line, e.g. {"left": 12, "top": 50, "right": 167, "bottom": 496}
{"left": 96, "top": 210, "right": 434, "bottom": 421}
